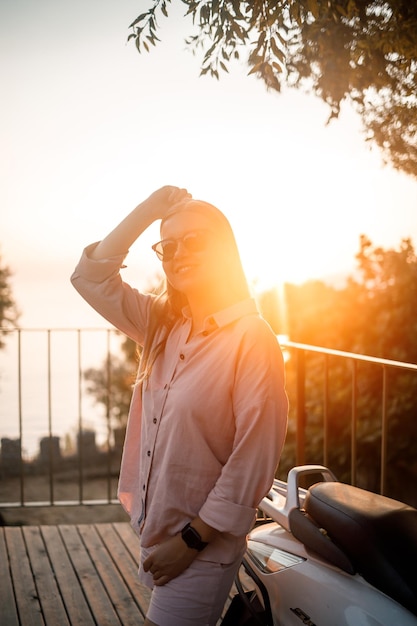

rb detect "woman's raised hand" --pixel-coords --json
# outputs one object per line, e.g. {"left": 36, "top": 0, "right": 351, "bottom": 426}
{"left": 86, "top": 186, "right": 191, "bottom": 260}
{"left": 145, "top": 186, "right": 192, "bottom": 220}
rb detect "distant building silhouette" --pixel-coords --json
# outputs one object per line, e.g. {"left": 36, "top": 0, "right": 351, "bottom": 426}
{"left": 77, "top": 430, "right": 98, "bottom": 465}
{"left": 39, "top": 436, "right": 62, "bottom": 465}
{"left": 0, "top": 438, "right": 21, "bottom": 476}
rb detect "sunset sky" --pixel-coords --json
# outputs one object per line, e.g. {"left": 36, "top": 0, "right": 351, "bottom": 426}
{"left": 2, "top": 0, "right": 417, "bottom": 329}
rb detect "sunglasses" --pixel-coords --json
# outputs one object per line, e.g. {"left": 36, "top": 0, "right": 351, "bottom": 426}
{"left": 152, "top": 230, "right": 210, "bottom": 262}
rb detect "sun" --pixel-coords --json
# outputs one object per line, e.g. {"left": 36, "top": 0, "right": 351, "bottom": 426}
{"left": 227, "top": 151, "right": 375, "bottom": 293}
{"left": 232, "top": 201, "right": 345, "bottom": 293}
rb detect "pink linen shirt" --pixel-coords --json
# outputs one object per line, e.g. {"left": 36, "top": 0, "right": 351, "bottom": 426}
{"left": 71, "top": 243, "right": 288, "bottom": 564}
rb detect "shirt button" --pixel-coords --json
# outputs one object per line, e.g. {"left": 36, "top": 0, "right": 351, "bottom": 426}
{"left": 147, "top": 450, "right": 151, "bottom": 456}
{"left": 153, "top": 418, "right": 157, "bottom": 424}
{"left": 142, "top": 484, "right": 146, "bottom": 490}
{"left": 179, "top": 353, "right": 185, "bottom": 360}
{"left": 202, "top": 330, "right": 208, "bottom": 336}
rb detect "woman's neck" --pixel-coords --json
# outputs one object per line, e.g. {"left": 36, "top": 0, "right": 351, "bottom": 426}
{"left": 186, "top": 285, "right": 240, "bottom": 334}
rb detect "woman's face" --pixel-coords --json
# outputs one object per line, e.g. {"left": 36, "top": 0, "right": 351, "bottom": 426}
{"left": 159, "top": 210, "right": 224, "bottom": 298}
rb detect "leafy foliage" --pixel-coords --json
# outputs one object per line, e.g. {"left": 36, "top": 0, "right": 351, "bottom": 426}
{"left": 283, "top": 236, "right": 417, "bottom": 504}
{"left": 0, "top": 254, "right": 19, "bottom": 348}
{"left": 129, "top": 1, "right": 417, "bottom": 177}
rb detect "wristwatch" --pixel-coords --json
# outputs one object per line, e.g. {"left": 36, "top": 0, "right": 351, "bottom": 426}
{"left": 181, "top": 523, "right": 209, "bottom": 551}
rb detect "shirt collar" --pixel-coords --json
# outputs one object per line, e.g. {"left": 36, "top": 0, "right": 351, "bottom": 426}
{"left": 182, "top": 298, "right": 258, "bottom": 332}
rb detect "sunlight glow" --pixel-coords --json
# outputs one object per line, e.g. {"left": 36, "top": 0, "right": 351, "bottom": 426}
{"left": 1, "top": 0, "right": 417, "bottom": 330}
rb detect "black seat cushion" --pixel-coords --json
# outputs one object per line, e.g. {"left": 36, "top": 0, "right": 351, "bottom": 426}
{"left": 305, "top": 481, "right": 417, "bottom": 616}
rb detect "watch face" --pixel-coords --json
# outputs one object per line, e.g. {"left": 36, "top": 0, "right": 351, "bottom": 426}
{"left": 181, "top": 524, "right": 208, "bottom": 551}
{"left": 184, "top": 526, "right": 199, "bottom": 549}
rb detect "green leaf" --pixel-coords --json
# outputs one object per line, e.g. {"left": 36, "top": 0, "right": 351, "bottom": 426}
{"left": 270, "top": 35, "right": 282, "bottom": 57}
{"left": 258, "top": 30, "right": 267, "bottom": 47}
{"left": 212, "top": 0, "right": 220, "bottom": 17}
{"left": 231, "top": 0, "right": 244, "bottom": 20}
{"left": 271, "top": 38, "right": 286, "bottom": 64}
{"left": 146, "top": 34, "right": 160, "bottom": 45}
{"left": 248, "top": 61, "right": 264, "bottom": 76}
{"left": 231, "top": 20, "right": 247, "bottom": 42}
{"left": 129, "top": 13, "right": 148, "bottom": 29}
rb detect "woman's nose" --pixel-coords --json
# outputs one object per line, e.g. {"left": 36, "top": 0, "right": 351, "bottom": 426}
{"left": 172, "top": 239, "right": 188, "bottom": 258}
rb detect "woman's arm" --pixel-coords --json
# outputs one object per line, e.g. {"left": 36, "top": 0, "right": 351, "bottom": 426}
{"left": 142, "top": 516, "right": 219, "bottom": 586}
{"left": 89, "top": 186, "right": 190, "bottom": 260}
{"left": 198, "top": 322, "right": 288, "bottom": 535}
{"left": 70, "top": 186, "right": 190, "bottom": 340}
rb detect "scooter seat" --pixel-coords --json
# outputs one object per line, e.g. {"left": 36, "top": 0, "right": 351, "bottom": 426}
{"left": 304, "top": 481, "right": 417, "bottom": 616}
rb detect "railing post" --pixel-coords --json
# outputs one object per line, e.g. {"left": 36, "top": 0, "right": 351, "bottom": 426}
{"left": 296, "top": 350, "right": 306, "bottom": 465}
{"left": 77, "top": 329, "right": 84, "bottom": 503}
{"left": 323, "top": 354, "right": 329, "bottom": 467}
{"left": 106, "top": 329, "right": 112, "bottom": 503}
{"left": 381, "top": 367, "right": 388, "bottom": 495}
{"left": 351, "top": 360, "right": 357, "bottom": 486}
{"left": 47, "top": 329, "right": 54, "bottom": 504}
{"left": 17, "top": 329, "right": 24, "bottom": 505}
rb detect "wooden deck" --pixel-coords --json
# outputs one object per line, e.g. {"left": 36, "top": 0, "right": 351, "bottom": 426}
{"left": 0, "top": 523, "right": 152, "bottom": 626}
{"left": 1, "top": 522, "right": 239, "bottom": 625}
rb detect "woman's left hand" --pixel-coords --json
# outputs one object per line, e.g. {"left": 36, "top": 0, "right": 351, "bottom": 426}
{"left": 143, "top": 535, "right": 198, "bottom": 586}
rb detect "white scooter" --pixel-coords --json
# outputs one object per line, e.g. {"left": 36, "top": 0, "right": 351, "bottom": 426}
{"left": 223, "top": 465, "right": 417, "bottom": 625}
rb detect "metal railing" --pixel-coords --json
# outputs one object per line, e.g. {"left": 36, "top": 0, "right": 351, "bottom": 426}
{"left": 1, "top": 329, "right": 416, "bottom": 509}
{"left": 280, "top": 339, "right": 417, "bottom": 504}
{"left": 0, "top": 328, "right": 125, "bottom": 508}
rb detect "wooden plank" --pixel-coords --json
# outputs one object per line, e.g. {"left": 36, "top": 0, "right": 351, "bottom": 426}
{"left": 4, "top": 527, "right": 44, "bottom": 626}
{"left": 0, "top": 529, "right": 19, "bottom": 626}
{"left": 78, "top": 524, "right": 145, "bottom": 626}
{"left": 0, "top": 521, "right": 238, "bottom": 626}
{"left": 96, "top": 523, "right": 151, "bottom": 616}
{"left": 40, "top": 525, "right": 95, "bottom": 625}
{"left": 59, "top": 524, "right": 122, "bottom": 626}
{"left": 22, "top": 527, "right": 70, "bottom": 626}
{"left": 112, "top": 522, "right": 141, "bottom": 563}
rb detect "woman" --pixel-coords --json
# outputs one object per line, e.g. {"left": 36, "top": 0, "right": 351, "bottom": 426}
{"left": 71, "top": 185, "right": 288, "bottom": 626}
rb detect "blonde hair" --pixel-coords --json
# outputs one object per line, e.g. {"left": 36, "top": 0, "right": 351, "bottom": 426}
{"left": 137, "top": 199, "right": 249, "bottom": 381}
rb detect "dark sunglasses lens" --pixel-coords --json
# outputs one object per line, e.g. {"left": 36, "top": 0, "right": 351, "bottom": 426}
{"left": 155, "top": 231, "right": 208, "bottom": 261}
{"left": 160, "top": 241, "right": 177, "bottom": 261}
